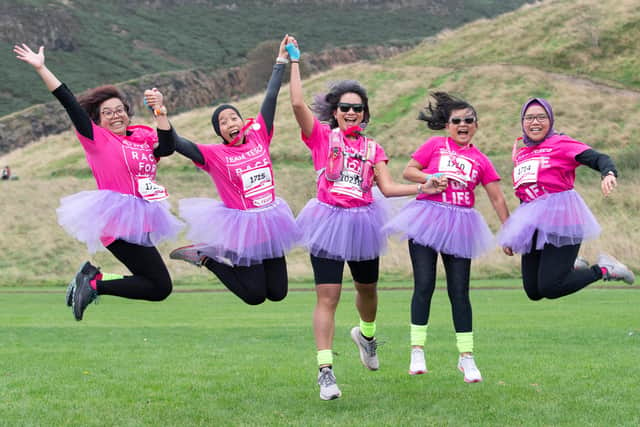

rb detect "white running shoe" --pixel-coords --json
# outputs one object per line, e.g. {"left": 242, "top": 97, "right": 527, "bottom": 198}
{"left": 409, "top": 347, "right": 427, "bottom": 375}
{"left": 573, "top": 256, "right": 590, "bottom": 271}
{"left": 597, "top": 254, "right": 635, "bottom": 284}
{"left": 317, "top": 367, "right": 342, "bottom": 400}
{"left": 458, "top": 355, "right": 483, "bottom": 383}
{"left": 350, "top": 327, "right": 379, "bottom": 370}
{"left": 169, "top": 244, "right": 207, "bottom": 267}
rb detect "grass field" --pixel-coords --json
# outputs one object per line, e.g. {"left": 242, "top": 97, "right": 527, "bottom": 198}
{"left": 1, "top": 282, "right": 638, "bottom": 426}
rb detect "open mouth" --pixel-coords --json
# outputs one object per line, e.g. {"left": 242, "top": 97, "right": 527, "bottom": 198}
{"left": 229, "top": 129, "right": 240, "bottom": 139}
{"left": 457, "top": 129, "right": 469, "bottom": 136}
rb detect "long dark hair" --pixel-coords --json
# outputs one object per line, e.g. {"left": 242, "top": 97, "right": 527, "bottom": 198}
{"left": 418, "top": 92, "right": 476, "bottom": 130}
{"left": 78, "top": 85, "right": 132, "bottom": 124}
{"left": 311, "top": 80, "right": 370, "bottom": 129}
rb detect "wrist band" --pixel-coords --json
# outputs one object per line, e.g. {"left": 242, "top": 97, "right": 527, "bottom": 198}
{"left": 276, "top": 57, "right": 289, "bottom": 64}
{"left": 417, "top": 183, "right": 423, "bottom": 193}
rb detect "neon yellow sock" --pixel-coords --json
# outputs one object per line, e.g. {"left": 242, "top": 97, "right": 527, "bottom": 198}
{"left": 456, "top": 332, "right": 474, "bottom": 353}
{"left": 101, "top": 273, "right": 124, "bottom": 281}
{"left": 317, "top": 349, "right": 333, "bottom": 367}
{"left": 359, "top": 320, "right": 376, "bottom": 338}
{"left": 410, "top": 324, "right": 428, "bottom": 347}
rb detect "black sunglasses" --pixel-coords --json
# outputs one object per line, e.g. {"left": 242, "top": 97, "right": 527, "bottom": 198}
{"left": 449, "top": 117, "right": 476, "bottom": 125}
{"left": 337, "top": 103, "right": 365, "bottom": 113}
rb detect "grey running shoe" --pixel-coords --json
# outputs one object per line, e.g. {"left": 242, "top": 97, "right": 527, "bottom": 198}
{"left": 409, "top": 347, "right": 427, "bottom": 375}
{"left": 598, "top": 254, "right": 635, "bottom": 284}
{"left": 71, "top": 261, "right": 100, "bottom": 321}
{"left": 317, "top": 367, "right": 341, "bottom": 400}
{"left": 458, "top": 355, "right": 483, "bottom": 383}
{"left": 350, "top": 326, "right": 379, "bottom": 370}
{"left": 170, "top": 244, "right": 207, "bottom": 267}
{"left": 573, "top": 256, "right": 590, "bottom": 271}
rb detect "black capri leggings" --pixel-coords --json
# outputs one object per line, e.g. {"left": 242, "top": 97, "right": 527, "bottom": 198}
{"left": 98, "top": 239, "right": 172, "bottom": 301}
{"left": 408, "top": 239, "right": 472, "bottom": 332}
{"left": 521, "top": 231, "right": 602, "bottom": 300}
{"left": 310, "top": 254, "right": 379, "bottom": 285}
{"left": 204, "top": 256, "right": 288, "bottom": 305}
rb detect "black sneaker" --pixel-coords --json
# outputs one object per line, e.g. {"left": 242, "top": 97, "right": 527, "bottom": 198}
{"left": 71, "top": 261, "right": 100, "bottom": 321}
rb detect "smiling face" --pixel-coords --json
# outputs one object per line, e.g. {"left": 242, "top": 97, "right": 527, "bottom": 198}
{"left": 98, "top": 97, "right": 130, "bottom": 135}
{"left": 445, "top": 108, "right": 478, "bottom": 146}
{"left": 217, "top": 108, "right": 245, "bottom": 145}
{"left": 522, "top": 104, "right": 550, "bottom": 143}
{"left": 333, "top": 92, "right": 364, "bottom": 133}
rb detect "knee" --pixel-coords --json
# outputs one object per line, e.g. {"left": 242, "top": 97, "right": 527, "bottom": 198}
{"left": 268, "top": 289, "right": 287, "bottom": 302}
{"left": 243, "top": 294, "right": 267, "bottom": 305}
{"left": 151, "top": 276, "right": 173, "bottom": 301}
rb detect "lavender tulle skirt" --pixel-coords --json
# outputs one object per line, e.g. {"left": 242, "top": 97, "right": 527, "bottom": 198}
{"left": 383, "top": 199, "right": 494, "bottom": 259}
{"left": 57, "top": 190, "right": 184, "bottom": 253}
{"left": 498, "top": 190, "right": 601, "bottom": 254}
{"left": 296, "top": 198, "right": 389, "bottom": 261}
{"left": 179, "top": 197, "right": 301, "bottom": 266}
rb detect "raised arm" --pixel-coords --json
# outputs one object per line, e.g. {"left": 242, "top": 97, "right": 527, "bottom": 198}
{"left": 14, "top": 44, "right": 93, "bottom": 139}
{"left": 175, "top": 134, "right": 205, "bottom": 165}
{"left": 259, "top": 35, "right": 290, "bottom": 135}
{"left": 287, "top": 39, "right": 315, "bottom": 138}
{"left": 144, "top": 87, "right": 175, "bottom": 157}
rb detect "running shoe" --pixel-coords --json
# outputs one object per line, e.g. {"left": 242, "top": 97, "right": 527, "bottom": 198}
{"left": 573, "top": 256, "right": 590, "bottom": 271}
{"left": 317, "top": 367, "right": 341, "bottom": 400}
{"left": 458, "top": 355, "right": 483, "bottom": 383}
{"left": 597, "top": 254, "right": 635, "bottom": 284}
{"left": 409, "top": 347, "right": 427, "bottom": 375}
{"left": 350, "top": 326, "right": 379, "bottom": 370}
{"left": 71, "top": 261, "right": 100, "bottom": 321}
{"left": 170, "top": 244, "right": 207, "bottom": 267}
{"left": 66, "top": 261, "right": 98, "bottom": 307}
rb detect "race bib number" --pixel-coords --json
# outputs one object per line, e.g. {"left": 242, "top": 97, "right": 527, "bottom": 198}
{"left": 513, "top": 159, "right": 540, "bottom": 189}
{"left": 241, "top": 166, "right": 273, "bottom": 198}
{"left": 439, "top": 154, "right": 472, "bottom": 183}
{"left": 137, "top": 176, "right": 168, "bottom": 202}
{"left": 330, "top": 170, "right": 364, "bottom": 199}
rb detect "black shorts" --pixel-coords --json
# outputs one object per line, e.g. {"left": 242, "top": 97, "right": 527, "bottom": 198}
{"left": 310, "top": 254, "right": 379, "bottom": 285}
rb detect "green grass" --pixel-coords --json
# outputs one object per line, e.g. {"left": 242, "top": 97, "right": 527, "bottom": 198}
{"left": 1, "top": 284, "right": 638, "bottom": 426}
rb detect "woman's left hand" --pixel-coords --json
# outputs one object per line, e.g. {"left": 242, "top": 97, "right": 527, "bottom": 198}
{"left": 601, "top": 174, "right": 617, "bottom": 196}
{"left": 144, "top": 87, "right": 164, "bottom": 110}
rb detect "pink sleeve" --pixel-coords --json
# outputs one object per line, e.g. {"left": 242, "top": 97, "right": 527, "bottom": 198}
{"left": 301, "top": 117, "right": 329, "bottom": 167}
{"left": 411, "top": 138, "right": 438, "bottom": 167}
{"left": 562, "top": 138, "right": 591, "bottom": 159}
{"left": 373, "top": 142, "right": 388, "bottom": 164}
{"left": 479, "top": 154, "right": 501, "bottom": 186}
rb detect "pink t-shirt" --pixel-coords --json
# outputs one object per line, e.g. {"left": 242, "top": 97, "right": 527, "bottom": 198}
{"left": 194, "top": 114, "right": 276, "bottom": 210}
{"left": 302, "top": 118, "right": 388, "bottom": 208}
{"left": 512, "top": 134, "right": 590, "bottom": 202}
{"left": 76, "top": 123, "right": 166, "bottom": 201}
{"left": 412, "top": 136, "right": 500, "bottom": 208}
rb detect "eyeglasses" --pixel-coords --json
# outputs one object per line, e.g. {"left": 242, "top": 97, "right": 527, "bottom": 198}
{"left": 337, "top": 103, "right": 364, "bottom": 113}
{"left": 101, "top": 106, "right": 127, "bottom": 119}
{"left": 449, "top": 117, "right": 476, "bottom": 125}
{"left": 523, "top": 114, "right": 548, "bottom": 123}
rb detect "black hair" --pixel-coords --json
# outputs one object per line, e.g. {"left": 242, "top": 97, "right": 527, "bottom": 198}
{"left": 418, "top": 92, "right": 477, "bottom": 130}
{"left": 311, "top": 80, "right": 370, "bottom": 129}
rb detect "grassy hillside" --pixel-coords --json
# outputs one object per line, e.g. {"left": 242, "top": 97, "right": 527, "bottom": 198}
{"left": 0, "top": 0, "right": 534, "bottom": 116}
{"left": 1, "top": 0, "right": 639, "bottom": 286}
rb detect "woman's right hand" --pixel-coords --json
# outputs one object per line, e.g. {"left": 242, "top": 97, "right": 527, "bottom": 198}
{"left": 13, "top": 44, "right": 45, "bottom": 69}
{"left": 285, "top": 36, "right": 300, "bottom": 61}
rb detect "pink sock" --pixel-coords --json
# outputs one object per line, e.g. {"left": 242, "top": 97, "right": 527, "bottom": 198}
{"left": 90, "top": 273, "right": 103, "bottom": 290}
{"left": 600, "top": 267, "right": 608, "bottom": 277}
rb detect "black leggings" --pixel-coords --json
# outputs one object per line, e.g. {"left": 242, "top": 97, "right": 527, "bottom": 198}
{"left": 97, "top": 239, "right": 172, "bottom": 301}
{"left": 408, "top": 240, "right": 472, "bottom": 332}
{"left": 521, "top": 232, "right": 602, "bottom": 300}
{"left": 203, "top": 256, "right": 288, "bottom": 305}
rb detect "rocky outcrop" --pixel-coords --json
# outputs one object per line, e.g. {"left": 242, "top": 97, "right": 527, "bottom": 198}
{"left": 0, "top": 44, "right": 409, "bottom": 154}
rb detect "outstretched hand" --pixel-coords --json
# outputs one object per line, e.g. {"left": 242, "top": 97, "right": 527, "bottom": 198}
{"left": 14, "top": 44, "right": 45, "bottom": 69}
{"left": 601, "top": 174, "right": 616, "bottom": 197}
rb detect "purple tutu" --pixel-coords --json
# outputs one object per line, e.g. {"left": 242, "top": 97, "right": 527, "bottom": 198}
{"left": 498, "top": 190, "right": 601, "bottom": 254}
{"left": 57, "top": 190, "right": 184, "bottom": 253}
{"left": 383, "top": 199, "right": 494, "bottom": 259}
{"left": 179, "top": 197, "right": 301, "bottom": 266}
{"left": 296, "top": 198, "right": 389, "bottom": 261}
